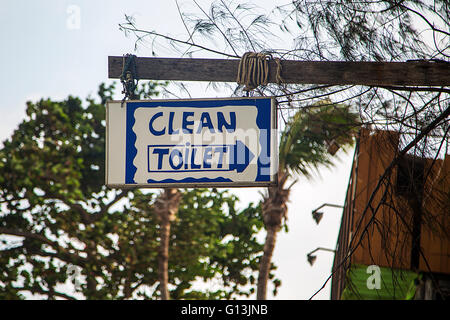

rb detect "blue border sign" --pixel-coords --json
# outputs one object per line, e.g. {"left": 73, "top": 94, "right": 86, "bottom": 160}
{"left": 106, "top": 98, "right": 277, "bottom": 187}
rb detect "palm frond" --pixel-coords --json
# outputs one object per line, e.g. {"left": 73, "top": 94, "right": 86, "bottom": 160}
{"left": 279, "top": 99, "right": 360, "bottom": 178}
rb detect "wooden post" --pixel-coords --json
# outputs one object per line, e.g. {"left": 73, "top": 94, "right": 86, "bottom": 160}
{"left": 109, "top": 56, "right": 450, "bottom": 87}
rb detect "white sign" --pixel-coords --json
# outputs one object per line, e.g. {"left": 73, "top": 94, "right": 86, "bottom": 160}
{"left": 106, "top": 98, "right": 277, "bottom": 187}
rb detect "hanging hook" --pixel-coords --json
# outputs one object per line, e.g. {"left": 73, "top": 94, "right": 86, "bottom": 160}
{"left": 120, "top": 54, "right": 139, "bottom": 107}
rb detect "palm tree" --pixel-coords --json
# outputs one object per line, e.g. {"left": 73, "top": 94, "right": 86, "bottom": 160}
{"left": 256, "top": 100, "right": 360, "bottom": 300}
{"left": 154, "top": 188, "right": 182, "bottom": 300}
{"left": 131, "top": 82, "right": 182, "bottom": 300}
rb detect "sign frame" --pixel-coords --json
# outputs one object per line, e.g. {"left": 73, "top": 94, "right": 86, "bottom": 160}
{"left": 106, "top": 97, "right": 278, "bottom": 188}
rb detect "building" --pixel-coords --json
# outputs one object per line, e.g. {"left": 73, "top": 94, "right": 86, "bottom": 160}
{"left": 330, "top": 128, "right": 450, "bottom": 300}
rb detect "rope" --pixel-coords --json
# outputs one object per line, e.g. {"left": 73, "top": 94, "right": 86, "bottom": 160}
{"left": 236, "top": 52, "right": 284, "bottom": 92}
{"left": 120, "top": 54, "right": 139, "bottom": 105}
{"left": 274, "top": 57, "right": 284, "bottom": 84}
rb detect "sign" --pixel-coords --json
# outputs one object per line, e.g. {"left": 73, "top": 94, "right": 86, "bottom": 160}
{"left": 106, "top": 97, "right": 277, "bottom": 187}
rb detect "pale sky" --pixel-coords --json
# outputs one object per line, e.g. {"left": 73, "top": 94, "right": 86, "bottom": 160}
{"left": 0, "top": 0, "right": 355, "bottom": 300}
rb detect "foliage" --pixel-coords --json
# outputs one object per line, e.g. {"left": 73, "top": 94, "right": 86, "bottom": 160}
{"left": 132, "top": 188, "right": 267, "bottom": 299}
{"left": 0, "top": 82, "right": 269, "bottom": 299}
{"left": 278, "top": 0, "right": 448, "bottom": 61}
{"left": 256, "top": 100, "right": 359, "bottom": 299}
{"left": 120, "top": 0, "right": 448, "bottom": 134}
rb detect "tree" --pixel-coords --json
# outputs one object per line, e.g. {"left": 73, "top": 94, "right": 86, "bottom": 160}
{"left": 257, "top": 101, "right": 360, "bottom": 299}
{"left": 0, "top": 83, "right": 271, "bottom": 299}
{"left": 153, "top": 188, "right": 181, "bottom": 300}
{"left": 119, "top": 0, "right": 448, "bottom": 136}
{"left": 133, "top": 187, "right": 269, "bottom": 299}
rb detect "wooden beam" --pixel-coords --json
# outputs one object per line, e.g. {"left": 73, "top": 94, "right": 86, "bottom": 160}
{"left": 108, "top": 56, "right": 450, "bottom": 87}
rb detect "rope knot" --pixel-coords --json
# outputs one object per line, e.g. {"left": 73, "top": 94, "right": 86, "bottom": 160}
{"left": 120, "top": 54, "right": 139, "bottom": 105}
{"left": 236, "top": 52, "right": 284, "bottom": 92}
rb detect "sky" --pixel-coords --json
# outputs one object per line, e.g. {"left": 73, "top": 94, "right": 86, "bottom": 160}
{"left": 0, "top": 0, "right": 355, "bottom": 300}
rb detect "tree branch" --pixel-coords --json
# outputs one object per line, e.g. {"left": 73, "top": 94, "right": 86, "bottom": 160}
{"left": 93, "top": 191, "right": 126, "bottom": 223}
{"left": 0, "top": 227, "right": 87, "bottom": 266}
{"left": 0, "top": 228, "right": 55, "bottom": 247}
{"left": 380, "top": 85, "right": 450, "bottom": 94}
{"left": 309, "top": 104, "right": 450, "bottom": 299}
{"left": 119, "top": 24, "right": 239, "bottom": 59}
{"left": 19, "top": 286, "right": 77, "bottom": 300}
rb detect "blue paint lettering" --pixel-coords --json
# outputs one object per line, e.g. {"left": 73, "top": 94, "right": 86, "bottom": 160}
{"left": 217, "top": 112, "right": 236, "bottom": 133}
{"left": 168, "top": 112, "right": 180, "bottom": 135}
{"left": 182, "top": 112, "right": 194, "bottom": 134}
{"left": 214, "top": 146, "right": 226, "bottom": 168}
{"left": 190, "top": 148, "right": 201, "bottom": 169}
{"left": 152, "top": 148, "right": 169, "bottom": 169}
{"left": 149, "top": 111, "right": 237, "bottom": 136}
{"left": 168, "top": 149, "right": 183, "bottom": 170}
{"left": 203, "top": 147, "right": 212, "bottom": 168}
{"left": 149, "top": 112, "right": 165, "bottom": 136}
{"left": 197, "top": 112, "right": 215, "bottom": 133}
